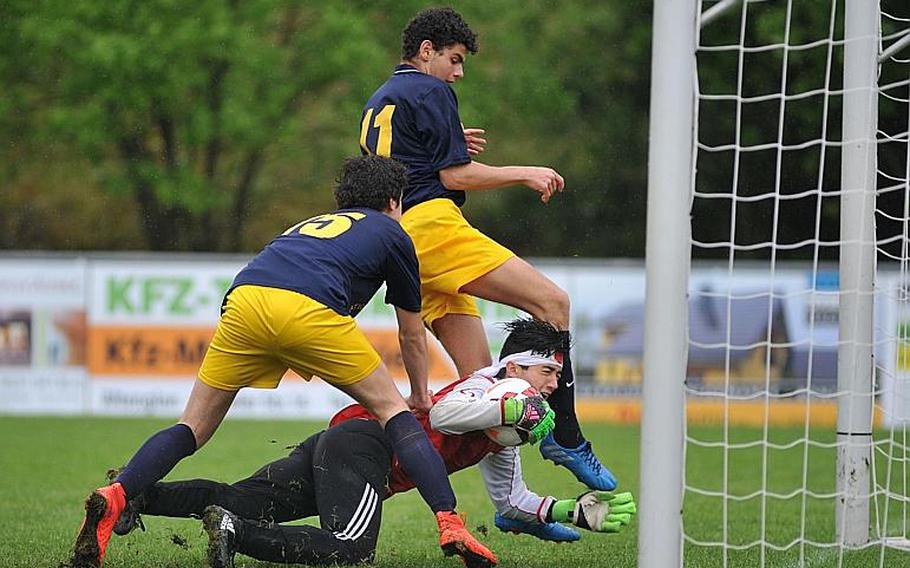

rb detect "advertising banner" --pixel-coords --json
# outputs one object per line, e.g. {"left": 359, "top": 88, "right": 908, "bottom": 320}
{"left": 3, "top": 255, "right": 899, "bottom": 426}
{"left": 576, "top": 265, "right": 843, "bottom": 394}
{"left": 84, "top": 258, "right": 460, "bottom": 417}
{"left": 877, "top": 273, "right": 910, "bottom": 426}
{"left": 0, "top": 258, "right": 88, "bottom": 413}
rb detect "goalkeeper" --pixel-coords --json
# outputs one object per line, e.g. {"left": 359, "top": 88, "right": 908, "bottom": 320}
{"left": 110, "top": 319, "right": 635, "bottom": 566}
{"left": 334, "top": 317, "right": 633, "bottom": 542}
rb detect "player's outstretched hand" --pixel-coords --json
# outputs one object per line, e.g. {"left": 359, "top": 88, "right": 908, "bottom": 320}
{"left": 521, "top": 167, "right": 565, "bottom": 204}
{"left": 407, "top": 390, "right": 434, "bottom": 414}
{"left": 503, "top": 395, "right": 555, "bottom": 444}
{"left": 464, "top": 128, "right": 487, "bottom": 156}
{"left": 551, "top": 491, "right": 637, "bottom": 534}
{"left": 574, "top": 491, "right": 636, "bottom": 533}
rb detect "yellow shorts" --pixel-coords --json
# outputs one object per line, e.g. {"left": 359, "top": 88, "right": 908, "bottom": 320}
{"left": 198, "top": 285, "right": 382, "bottom": 391}
{"left": 401, "top": 198, "right": 515, "bottom": 328}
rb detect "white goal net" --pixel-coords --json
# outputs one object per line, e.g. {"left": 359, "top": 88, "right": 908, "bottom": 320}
{"left": 641, "top": 1, "right": 910, "bottom": 566}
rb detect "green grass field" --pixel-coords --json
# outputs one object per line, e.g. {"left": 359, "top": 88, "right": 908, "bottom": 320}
{"left": 1, "top": 416, "right": 908, "bottom": 567}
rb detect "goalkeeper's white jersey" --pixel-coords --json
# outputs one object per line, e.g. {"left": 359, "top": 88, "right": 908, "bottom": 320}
{"left": 429, "top": 373, "right": 556, "bottom": 523}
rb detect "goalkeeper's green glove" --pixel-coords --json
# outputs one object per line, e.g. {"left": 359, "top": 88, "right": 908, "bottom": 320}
{"left": 502, "top": 395, "right": 555, "bottom": 445}
{"left": 549, "top": 491, "right": 637, "bottom": 533}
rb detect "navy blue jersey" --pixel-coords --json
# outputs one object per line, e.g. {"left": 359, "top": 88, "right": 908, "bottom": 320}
{"left": 360, "top": 64, "right": 471, "bottom": 211}
{"left": 230, "top": 208, "right": 421, "bottom": 316}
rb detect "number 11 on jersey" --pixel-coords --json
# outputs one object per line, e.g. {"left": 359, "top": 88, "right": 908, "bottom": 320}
{"left": 359, "top": 105, "right": 396, "bottom": 157}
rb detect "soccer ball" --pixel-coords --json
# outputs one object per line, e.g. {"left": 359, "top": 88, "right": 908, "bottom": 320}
{"left": 482, "top": 377, "right": 540, "bottom": 447}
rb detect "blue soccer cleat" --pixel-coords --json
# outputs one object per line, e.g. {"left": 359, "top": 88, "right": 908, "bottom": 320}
{"left": 539, "top": 433, "right": 618, "bottom": 491}
{"left": 494, "top": 512, "right": 580, "bottom": 542}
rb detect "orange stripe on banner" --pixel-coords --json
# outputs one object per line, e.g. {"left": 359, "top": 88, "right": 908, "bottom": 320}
{"left": 88, "top": 326, "right": 215, "bottom": 376}
{"left": 685, "top": 399, "right": 842, "bottom": 427}
{"left": 576, "top": 398, "right": 883, "bottom": 428}
{"left": 362, "top": 329, "right": 457, "bottom": 381}
{"left": 87, "top": 326, "right": 456, "bottom": 379}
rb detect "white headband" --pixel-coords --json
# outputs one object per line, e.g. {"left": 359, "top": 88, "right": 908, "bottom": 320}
{"left": 474, "top": 349, "right": 562, "bottom": 379}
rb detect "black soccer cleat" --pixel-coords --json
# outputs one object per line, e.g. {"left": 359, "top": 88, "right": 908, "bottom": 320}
{"left": 202, "top": 505, "right": 240, "bottom": 568}
{"left": 113, "top": 493, "right": 146, "bottom": 536}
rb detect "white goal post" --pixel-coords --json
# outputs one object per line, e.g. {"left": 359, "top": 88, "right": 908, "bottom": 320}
{"left": 641, "top": 1, "right": 910, "bottom": 566}
{"left": 639, "top": 1, "right": 695, "bottom": 567}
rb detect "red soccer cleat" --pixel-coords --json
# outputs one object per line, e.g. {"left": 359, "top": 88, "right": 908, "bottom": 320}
{"left": 69, "top": 483, "right": 126, "bottom": 568}
{"left": 437, "top": 511, "right": 498, "bottom": 568}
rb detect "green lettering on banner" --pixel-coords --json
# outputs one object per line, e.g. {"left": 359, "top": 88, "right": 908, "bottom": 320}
{"left": 362, "top": 293, "right": 394, "bottom": 317}
{"left": 213, "top": 277, "right": 232, "bottom": 297}
{"left": 170, "top": 278, "right": 194, "bottom": 315}
{"left": 106, "top": 273, "right": 236, "bottom": 318}
{"left": 108, "top": 277, "right": 135, "bottom": 314}
{"left": 142, "top": 278, "right": 169, "bottom": 313}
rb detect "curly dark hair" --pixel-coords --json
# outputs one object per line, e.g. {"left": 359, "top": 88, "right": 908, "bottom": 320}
{"left": 499, "top": 317, "right": 572, "bottom": 359}
{"left": 333, "top": 155, "right": 408, "bottom": 211}
{"left": 401, "top": 7, "right": 478, "bottom": 60}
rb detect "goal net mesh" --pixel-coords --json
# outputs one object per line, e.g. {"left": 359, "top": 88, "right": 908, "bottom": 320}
{"left": 685, "top": 1, "right": 910, "bottom": 565}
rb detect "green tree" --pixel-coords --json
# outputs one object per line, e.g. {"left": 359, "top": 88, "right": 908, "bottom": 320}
{"left": 5, "top": 1, "right": 388, "bottom": 251}
{"left": 1, "top": 0, "right": 657, "bottom": 255}
{"left": 458, "top": 1, "right": 654, "bottom": 257}
{"left": 6, "top": 1, "right": 898, "bottom": 259}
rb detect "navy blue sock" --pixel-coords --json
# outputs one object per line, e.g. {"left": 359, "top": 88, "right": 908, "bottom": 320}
{"left": 115, "top": 423, "right": 197, "bottom": 499}
{"left": 384, "top": 411, "right": 456, "bottom": 513}
{"left": 549, "top": 339, "right": 584, "bottom": 448}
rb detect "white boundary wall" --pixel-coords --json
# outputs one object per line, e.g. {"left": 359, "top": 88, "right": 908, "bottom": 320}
{"left": 2, "top": 254, "right": 910, "bottom": 420}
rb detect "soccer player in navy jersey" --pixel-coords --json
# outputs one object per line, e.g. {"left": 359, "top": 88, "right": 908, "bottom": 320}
{"left": 68, "top": 156, "right": 496, "bottom": 568}
{"left": 359, "top": 7, "right": 616, "bottom": 496}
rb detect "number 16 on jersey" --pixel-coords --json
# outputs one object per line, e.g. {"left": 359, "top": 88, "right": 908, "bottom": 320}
{"left": 359, "top": 105, "right": 396, "bottom": 157}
